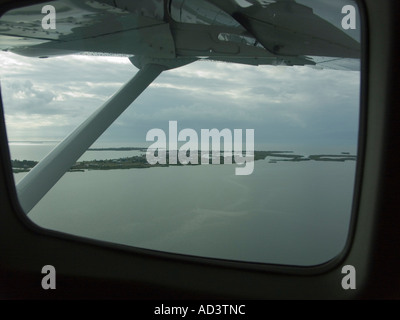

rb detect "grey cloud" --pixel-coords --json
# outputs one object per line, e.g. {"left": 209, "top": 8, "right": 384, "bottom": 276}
{"left": 2, "top": 79, "right": 55, "bottom": 114}
{"left": 0, "top": 52, "right": 360, "bottom": 146}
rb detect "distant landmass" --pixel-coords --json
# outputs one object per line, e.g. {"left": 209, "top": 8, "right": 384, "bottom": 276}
{"left": 88, "top": 147, "right": 147, "bottom": 151}
{"left": 11, "top": 149, "right": 357, "bottom": 173}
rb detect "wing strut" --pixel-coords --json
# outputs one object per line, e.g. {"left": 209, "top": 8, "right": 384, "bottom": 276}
{"left": 17, "top": 63, "right": 165, "bottom": 214}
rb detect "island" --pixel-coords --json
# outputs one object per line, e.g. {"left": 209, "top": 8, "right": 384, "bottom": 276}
{"left": 11, "top": 149, "right": 357, "bottom": 173}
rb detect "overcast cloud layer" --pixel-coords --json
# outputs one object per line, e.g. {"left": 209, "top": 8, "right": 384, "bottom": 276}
{"left": 0, "top": 52, "right": 360, "bottom": 150}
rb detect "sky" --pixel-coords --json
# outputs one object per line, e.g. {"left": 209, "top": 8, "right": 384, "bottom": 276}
{"left": 0, "top": 51, "right": 361, "bottom": 150}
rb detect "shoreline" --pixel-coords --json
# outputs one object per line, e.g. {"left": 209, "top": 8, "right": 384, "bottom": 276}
{"left": 11, "top": 149, "right": 357, "bottom": 173}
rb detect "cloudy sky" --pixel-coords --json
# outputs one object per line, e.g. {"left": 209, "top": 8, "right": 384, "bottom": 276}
{"left": 0, "top": 51, "right": 360, "bottom": 150}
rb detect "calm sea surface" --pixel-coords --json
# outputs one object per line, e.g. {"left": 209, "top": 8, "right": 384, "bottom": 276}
{"left": 9, "top": 142, "right": 357, "bottom": 266}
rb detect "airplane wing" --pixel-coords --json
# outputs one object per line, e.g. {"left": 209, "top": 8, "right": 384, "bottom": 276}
{"left": 0, "top": 0, "right": 361, "bottom": 213}
{"left": 0, "top": 0, "right": 360, "bottom": 68}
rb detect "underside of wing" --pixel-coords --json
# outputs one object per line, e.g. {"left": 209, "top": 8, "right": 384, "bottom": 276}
{"left": 0, "top": 0, "right": 360, "bottom": 70}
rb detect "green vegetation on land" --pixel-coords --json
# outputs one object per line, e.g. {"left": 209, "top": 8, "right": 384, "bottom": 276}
{"left": 11, "top": 149, "right": 357, "bottom": 173}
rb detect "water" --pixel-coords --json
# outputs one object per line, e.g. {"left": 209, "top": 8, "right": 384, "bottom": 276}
{"left": 10, "top": 142, "right": 357, "bottom": 266}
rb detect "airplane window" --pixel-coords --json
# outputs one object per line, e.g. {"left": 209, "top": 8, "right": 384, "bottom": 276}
{"left": 0, "top": 0, "right": 361, "bottom": 266}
